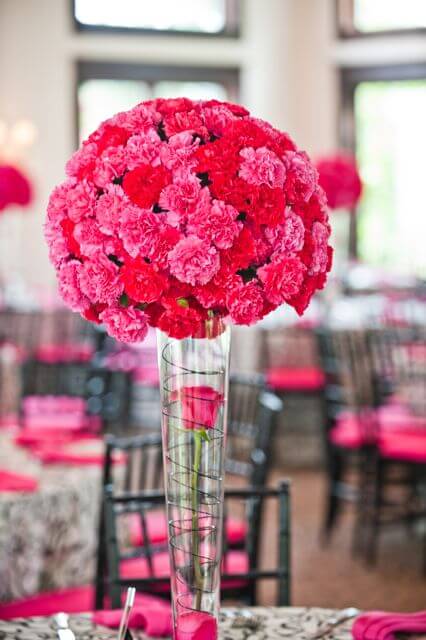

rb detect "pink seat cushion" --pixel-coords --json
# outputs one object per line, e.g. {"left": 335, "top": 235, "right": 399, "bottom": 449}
{"left": 129, "top": 512, "right": 247, "bottom": 547}
{"left": 120, "top": 549, "right": 249, "bottom": 591}
{"left": 0, "top": 585, "right": 93, "bottom": 620}
{"left": 380, "top": 433, "right": 426, "bottom": 463}
{"left": 330, "top": 407, "right": 426, "bottom": 460}
{"left": 35, "top": 343, "right": 93, "bottom": 363}
{"left": 266, "top": 367, "right": 325, "bottom": 391}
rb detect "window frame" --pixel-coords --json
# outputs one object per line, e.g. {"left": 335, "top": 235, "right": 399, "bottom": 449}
{"left": 336, "top": 0, "right": 426, "bottom": 39}
{"left": 75, "top": 59, "right": 240, "bottom": 145}
{"left": 71, "top": 0, "right": 241, "bottom": 38}
{"left": 340, "top": 62, "right": 426, "bottom": 257}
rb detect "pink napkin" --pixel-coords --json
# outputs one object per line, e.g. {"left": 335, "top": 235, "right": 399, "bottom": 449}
{"left": 33, "top": 446, "right": 125, "bottom": 467}
{"left": 14, "top": 430, "right": 99, "bottom": 450}
{"left": 353, "top": 611, "right": 426, "bottom": 640}
{"left": 0, "top": 469, "right": 38, "bottom": 492}
{"left": 93, "top": 596, "right": 172, "bottom": 638}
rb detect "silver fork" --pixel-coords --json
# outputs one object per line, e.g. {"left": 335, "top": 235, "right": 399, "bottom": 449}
{"left": 309, "top": 607, "right": 360, "bottom": 639}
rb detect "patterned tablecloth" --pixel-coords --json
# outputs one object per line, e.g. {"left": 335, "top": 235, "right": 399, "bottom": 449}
{"left": 0, "top": 607, "right": 355, "bottom": 639}
{"left": 0, "top": 432, "right": 102, "bottom": 602}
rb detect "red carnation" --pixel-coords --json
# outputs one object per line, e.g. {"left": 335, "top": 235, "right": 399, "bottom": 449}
{"left": 60, "top": 218, "right": 82, "bottom": 258}
{"left": 156, "top": 298, "right": 204, "bottom": 340}
{"left": 222, "top": 227, "right": 256, "bottom": 270}
{"left": 123, "top": 164, "right": 171, "bottom": 208}
{"left": 249, "top": 185, "right": 286, "bottom": 227}
{"left": 89, "top": 125, "right": 129, "bottom": 153}
{"left": 121, "top": 257, "right": 168, "bottom": 304}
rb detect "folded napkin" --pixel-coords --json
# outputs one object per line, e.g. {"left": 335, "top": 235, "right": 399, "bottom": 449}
{"left": 35, "top": 450, "right": 106, "bottom": 466}
{"left": 353, "top": 610, "right": 426, "bottom": 640}
{"left": 34, "top": 447, "right": 124, "bottom": 467}
{"left": 93, "top": 596, "right": 172, "bottom": 638}
{"left": 15, "top": 429, "right": 99, "bottom": 449}
{"left": 0, "top": 469, "right": 38, "bottom": 492}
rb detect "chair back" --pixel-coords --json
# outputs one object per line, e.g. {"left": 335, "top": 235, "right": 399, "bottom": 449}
{"left": 102, "top": 482, "right": 291, "bottom": 608}
{"left": 368, "top": 326, "right": 426, "bottom": 418}
{"left": 227, "top": 373, "right": 282, "bottom": 486}
{"left": 95, "top": 432, "right": 163, "bottom": 609}
{"left": 316, "top": 327, "right": 378, "bottom": 443}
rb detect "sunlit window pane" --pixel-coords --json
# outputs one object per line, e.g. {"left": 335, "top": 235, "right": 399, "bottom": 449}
{"left": 355, "top": 80, "right": 426, "bottom": 276}
{"left": 153, "top": 81, "right": 227, "bottom": 101}
{"left": 354, "top": 0, "right": 426, "bottom": 32}
{"left": 74, "top": 0, "right": 227, "bottom": 33}
{"left": 78, "top": 78, "right": 229, "bottom": 142}
{"left": 78, "top": 80, "right": 151, "bottom": 142}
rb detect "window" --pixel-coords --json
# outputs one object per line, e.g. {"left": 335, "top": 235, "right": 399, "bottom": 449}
{"left": 73, "top": 0, "right": 239, "bottom": 36}
{"left": 337, "top": 0, "right": 426, "bottom": 36}
{"left": 77, "top": 62, "right": 239, "bottom": 143}
{"left": 341, "top": 66, "right": 426, "bottom": 277}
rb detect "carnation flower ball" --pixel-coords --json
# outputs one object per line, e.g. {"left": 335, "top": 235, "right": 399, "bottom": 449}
{"left": 45, "top": 98, "right": 333, "bottom": 342}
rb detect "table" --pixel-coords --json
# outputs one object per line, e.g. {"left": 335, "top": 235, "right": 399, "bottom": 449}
{"left": 0, "top": 432, "right": 101, "bottom": 602}
{"left": 0, "top": 608, "right": 355, "bottom": 639}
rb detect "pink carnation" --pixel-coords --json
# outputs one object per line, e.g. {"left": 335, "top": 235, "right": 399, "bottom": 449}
{"left": 227, "top": 281, "right": 265, "bottom": 325}
{"left": 100, "top": 305, "right": 149, "bottom": 343}
{"left": 66, "top": 180, "right": 97, "bottom": 223}
{"left": 126, "top": 129, "right": 162, "bottom": 170}
{"left": 159, "top": 169, "right": 205, "bottom": 223}
{"left": 95, "top": 184, "right": 128, "bottom": 236}
{"left": 58, "top": 260, "right": 90, "bottom": 311}
{"left": 159, "top": 132, "right": 200, "bottom": 171}
{"left": 187, "top": 199, "right": 241, "bottom": 250}
{"left": 118, "top": 208, "right": 162, "bottom": 259}
{"left": 265, "top": 210, "right": 305, "bottom": 256}
{"left": 239, "top": 146, "right": 286, "bottom": 188}
{"left": 309, "top": 221, "right": 330, "bottom": 275}
{"left": 110, "top": 103, "right": 160, "bottom": 132}
{"left": 46, "top": 181, "right": 71, "bottom": 222}
{"left": 283, "top": 151, "right": 317, "bottom": 203}
{"left": 258, "top": 256, "right": 306, "bottom": 304}
{"left": 79, "top": 255, "right": 123, "bottom": 304}
{"left": 169, "top": 236, "right": 220, "bottom": 286}
{"left": 45, "top": 219, "right": 69, "bottom": 267}
{"left": 92, "top": 145, "right": 127, "bottom": 188}
{"left": 201, "top": 106, "right": 237, "bottom": 136}
{"left": 65, "top": 143, "right": 97, "bottom": 179}
{"left": 73, "top": 219, "right": 108, "bottom": 258}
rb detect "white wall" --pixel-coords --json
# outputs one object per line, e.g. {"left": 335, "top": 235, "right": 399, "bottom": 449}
{"left": 0, "top": 0, "right": 338, "bottom": 290}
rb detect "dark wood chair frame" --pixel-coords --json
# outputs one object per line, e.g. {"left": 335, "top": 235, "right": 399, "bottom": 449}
{"left": 102, "top": 482, "right": 291, "bottom": 609}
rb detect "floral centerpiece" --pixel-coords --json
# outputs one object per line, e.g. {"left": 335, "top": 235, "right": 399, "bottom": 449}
{"left": 315, "top": 152, "right": 362, "bottom": 270}
{"left": 45, "top": 97, "right": 332, "bottom": 640}
{"left": 0, "top": 164, "right": 32, "bottom": 212}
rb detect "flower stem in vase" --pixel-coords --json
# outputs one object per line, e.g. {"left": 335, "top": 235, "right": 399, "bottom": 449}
{"left": 191, "top": 429, "right": 204, "bottom": 611}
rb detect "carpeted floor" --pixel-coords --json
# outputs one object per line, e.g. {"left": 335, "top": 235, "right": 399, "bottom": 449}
{"left": 256, "top": 468, "right": 426, "bottom": 611}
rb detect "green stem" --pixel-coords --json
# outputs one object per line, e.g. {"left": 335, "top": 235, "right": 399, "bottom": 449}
{"left": 191, "top": 430, "right": 203, "bottom": 611}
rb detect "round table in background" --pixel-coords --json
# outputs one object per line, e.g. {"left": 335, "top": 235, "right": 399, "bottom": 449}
{"left": 0, "top": 432, "right": 101, "bottom": 602}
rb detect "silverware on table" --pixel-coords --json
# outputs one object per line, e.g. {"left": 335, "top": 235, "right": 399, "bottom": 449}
{"left": 117, "top": 587, "right": 136, "bottom": 640}
{"left": 53, "top": 613, "right": 76, "bottom": 640}
{"left": 309, "top": 607, "right": 360, "bottom": 639}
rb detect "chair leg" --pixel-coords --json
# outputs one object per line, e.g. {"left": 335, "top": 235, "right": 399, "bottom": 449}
{"left": 321, "top": 449, "right": 343, "bottom": 543}
{"left": 363, "top": 455, "right": 383, "bottom": 567}
{"left": 94, "top": 508, "right": 106, "bottom": 610}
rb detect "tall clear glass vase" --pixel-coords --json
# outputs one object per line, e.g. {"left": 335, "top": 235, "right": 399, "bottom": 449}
{"left": 157, "top": 319, "right": 231, "bottom": 640}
